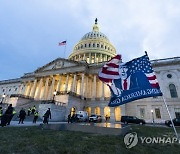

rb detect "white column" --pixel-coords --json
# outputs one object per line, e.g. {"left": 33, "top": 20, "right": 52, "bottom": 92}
{"left": 24, "top": 82, "right": 31, "bottom": 96}
{"left": 92, "top": 75, "right": 96, "bottom": 100}
{"left": 25, "top": 82, "right": 29, "bottom": 95}
{"left": 30, "top": 79, "right": 37, "bottom": 98}
{"left": 27, "top": 82, "right": 32, "bottom": 97}
{"left": 95, "top": 53, "right": 97, "bottom": 63}
{"left": 78, "top": 55, "right": 81, "bottom": 61}
{"left": 100, "top": 53, "right": 103, "bottom": 62}
{"left": 36, "top": 78, "right": 43, "bottom": 100}
{"left": 83, "top": 53, "right": 86, "bottom": 60}
{"left": 85, "top": 75, "right": 89, "bottom": 98}
{"left": 89, "top": 53, "right": 91, "bottom": 63}
{"left": 105, "top": 55, "right": 108, "bottom": 61}
{"left": 42, "top": 77, "right": 49, "bottom": 100}
{"left": 80, "top": 73, "right": 85, "bottom": 98}
{"left": 100, "top": 81, "right": 104, "bottom": 100}
{"left": 56, "top": 74, "right": 62, "bottom": 92}
{"left": 64, "top": 74, "right": 69, "bottom": 92}
{"left": 72, "top": 74, "right": 77, "bottom": 93}
{"left": 47, "top": 77, "right": 55, "bottom": 100}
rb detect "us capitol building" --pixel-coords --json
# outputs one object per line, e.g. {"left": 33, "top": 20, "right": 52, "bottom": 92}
{"left": 0, "top": 20, "right": 180, "bottom": 123}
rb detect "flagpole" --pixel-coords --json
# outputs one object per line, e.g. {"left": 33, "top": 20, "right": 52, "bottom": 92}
{"left": 63, "top": 40, "right": 67, "bottom": 58}
{"left": 162, "top": 96, "right": 178, "bottom": 138}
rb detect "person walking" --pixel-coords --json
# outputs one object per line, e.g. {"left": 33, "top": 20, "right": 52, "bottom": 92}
{"left": 18, "top": 108, "right": 26, "bottom": 124}
{"left": 33, "top": 111, "right": 39, "bottom": 123}
{"left": 43, "top": 108, "right": 51, "bottom": 124}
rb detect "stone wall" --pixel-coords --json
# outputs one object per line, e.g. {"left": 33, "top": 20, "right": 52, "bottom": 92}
{"left": 39, "top": 104, "right": 66, "bottom": 121}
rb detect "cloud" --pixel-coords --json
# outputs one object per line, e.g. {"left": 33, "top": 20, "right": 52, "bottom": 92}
{"left": 0, "top": 0, "right": 180, "bottom": 80}
{"left": 67, "top": 0, "right": 180, "bottom": 60}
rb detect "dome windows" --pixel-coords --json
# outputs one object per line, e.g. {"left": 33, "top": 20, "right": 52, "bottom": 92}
{"left": 167, "top": 74, "right": 172, "bottom": 78}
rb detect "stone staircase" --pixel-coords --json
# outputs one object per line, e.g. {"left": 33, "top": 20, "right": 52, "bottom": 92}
{"left": 2, "top": 98, "right": 68, "bottom": 122}
{"left": 12, "top": 100, "right": 42, "bottom": 121}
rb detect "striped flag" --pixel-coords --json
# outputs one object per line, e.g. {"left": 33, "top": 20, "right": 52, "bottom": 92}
{"left": 108, "top": 52, "right": 163, "bottom": 107}
{"left": 59, "top": 41, "right": 66, "bottom": 46}
{"left": 125, "top": 54, "right": 160, "bottom": 88}
{"left": 98, "top": 55, "right": 121, "bottom": 83}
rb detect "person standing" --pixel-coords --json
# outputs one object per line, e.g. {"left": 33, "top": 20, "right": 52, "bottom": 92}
{"left": 68, "top": 113, "right": 71, "bottom": 123}
{"left": 7, "top": 108, "right": 17, "bottom": 125}
{"left": 33, "top": 111, "right": 39, "bottom": 123}
{"left": 27, "top": 107, "right": 31, "bottom": 116}
{"left": 43, "top": 108, "right": 51, "bottom": 124}
{"left": 0, "top": 107, "right": 3, "bottom": 119}
{"left": 18, "top": 108, "right": 26, "bottom": 124}
{"left": 5, "top": 104, "right": 14, "bottom": 125}
{"left": 31, "top": 105, "right": 36, "bottom": 115}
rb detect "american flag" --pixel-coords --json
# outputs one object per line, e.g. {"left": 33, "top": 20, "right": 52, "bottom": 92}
{"left": 98, "top": 55, "right": 121, "bottom": 83}
{"left": 59, "top": 41, "right": 66, "bottom": 46}
{"left": 126, "top": 54, "right": 160, "bottom": 88}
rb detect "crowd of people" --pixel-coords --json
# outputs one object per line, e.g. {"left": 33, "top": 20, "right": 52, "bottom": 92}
{"left": 0, "top": 104, "right": 52, "bottom": 127}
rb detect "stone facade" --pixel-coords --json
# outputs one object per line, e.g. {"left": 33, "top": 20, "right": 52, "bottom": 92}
{"left": 0, "top": 20, "right": 180, "bottom": 123}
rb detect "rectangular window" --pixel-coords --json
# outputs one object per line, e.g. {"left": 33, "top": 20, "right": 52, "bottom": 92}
{"left": 140, "top": 108, "right": 145, "bottom": 118}
{"left": 174, "top": 108, "right": 180, "bottom": 118}
{"left": 155, "top": 108, "right": 161, "bottom": 119}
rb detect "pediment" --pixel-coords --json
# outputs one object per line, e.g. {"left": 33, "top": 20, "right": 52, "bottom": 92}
{"left": 35, "top": 58, "right": 85, "bottom": 73}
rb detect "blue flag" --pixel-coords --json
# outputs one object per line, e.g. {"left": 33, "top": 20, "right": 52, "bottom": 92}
{"left": 108, "top": 53, "right": 162, "bottom": 107}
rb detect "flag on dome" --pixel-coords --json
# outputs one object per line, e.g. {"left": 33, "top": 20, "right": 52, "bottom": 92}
{"left": 99, "top": 52, "right": 163, "bottom": 107}
{"left": 98, "top": 55, "right": 121, "bottom": 83}
{"left": 59, "top": 41, "right": 66, "bottom": 46}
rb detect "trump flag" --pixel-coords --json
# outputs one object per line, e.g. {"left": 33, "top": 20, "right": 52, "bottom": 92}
{"left": 59, "top": 41, "right": 66, "bottom": 46}
{"left": 100, "top": 52, "right": 163, "bottom": 107}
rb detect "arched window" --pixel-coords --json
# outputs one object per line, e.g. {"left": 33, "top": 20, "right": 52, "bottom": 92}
{"left": 169, "top": 84, "right": 178, "bottom": 98}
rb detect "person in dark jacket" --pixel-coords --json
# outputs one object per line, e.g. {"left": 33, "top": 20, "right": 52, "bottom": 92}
{"left": 5, "top": 104, "right": 14, "bottom": 125}
{"left": 0, "top": 107, "right": 3, "bottom": 119}
{"left": 43, "top": 108, "right": 51, "bottom": 124}
{"left": 68, "top": 113, "right": 71, "bottom": 123}
{"left": 18, "top": 108, "right": 26, "bottom": 124}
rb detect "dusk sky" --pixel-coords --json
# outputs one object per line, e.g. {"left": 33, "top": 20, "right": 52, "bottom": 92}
{"left": 1, "top": 0, "right": 180, "bottom": 80}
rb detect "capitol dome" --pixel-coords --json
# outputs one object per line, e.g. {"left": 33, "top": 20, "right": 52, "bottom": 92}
{"left": 68, "top": 19, "right": 116, "bottom": 63}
